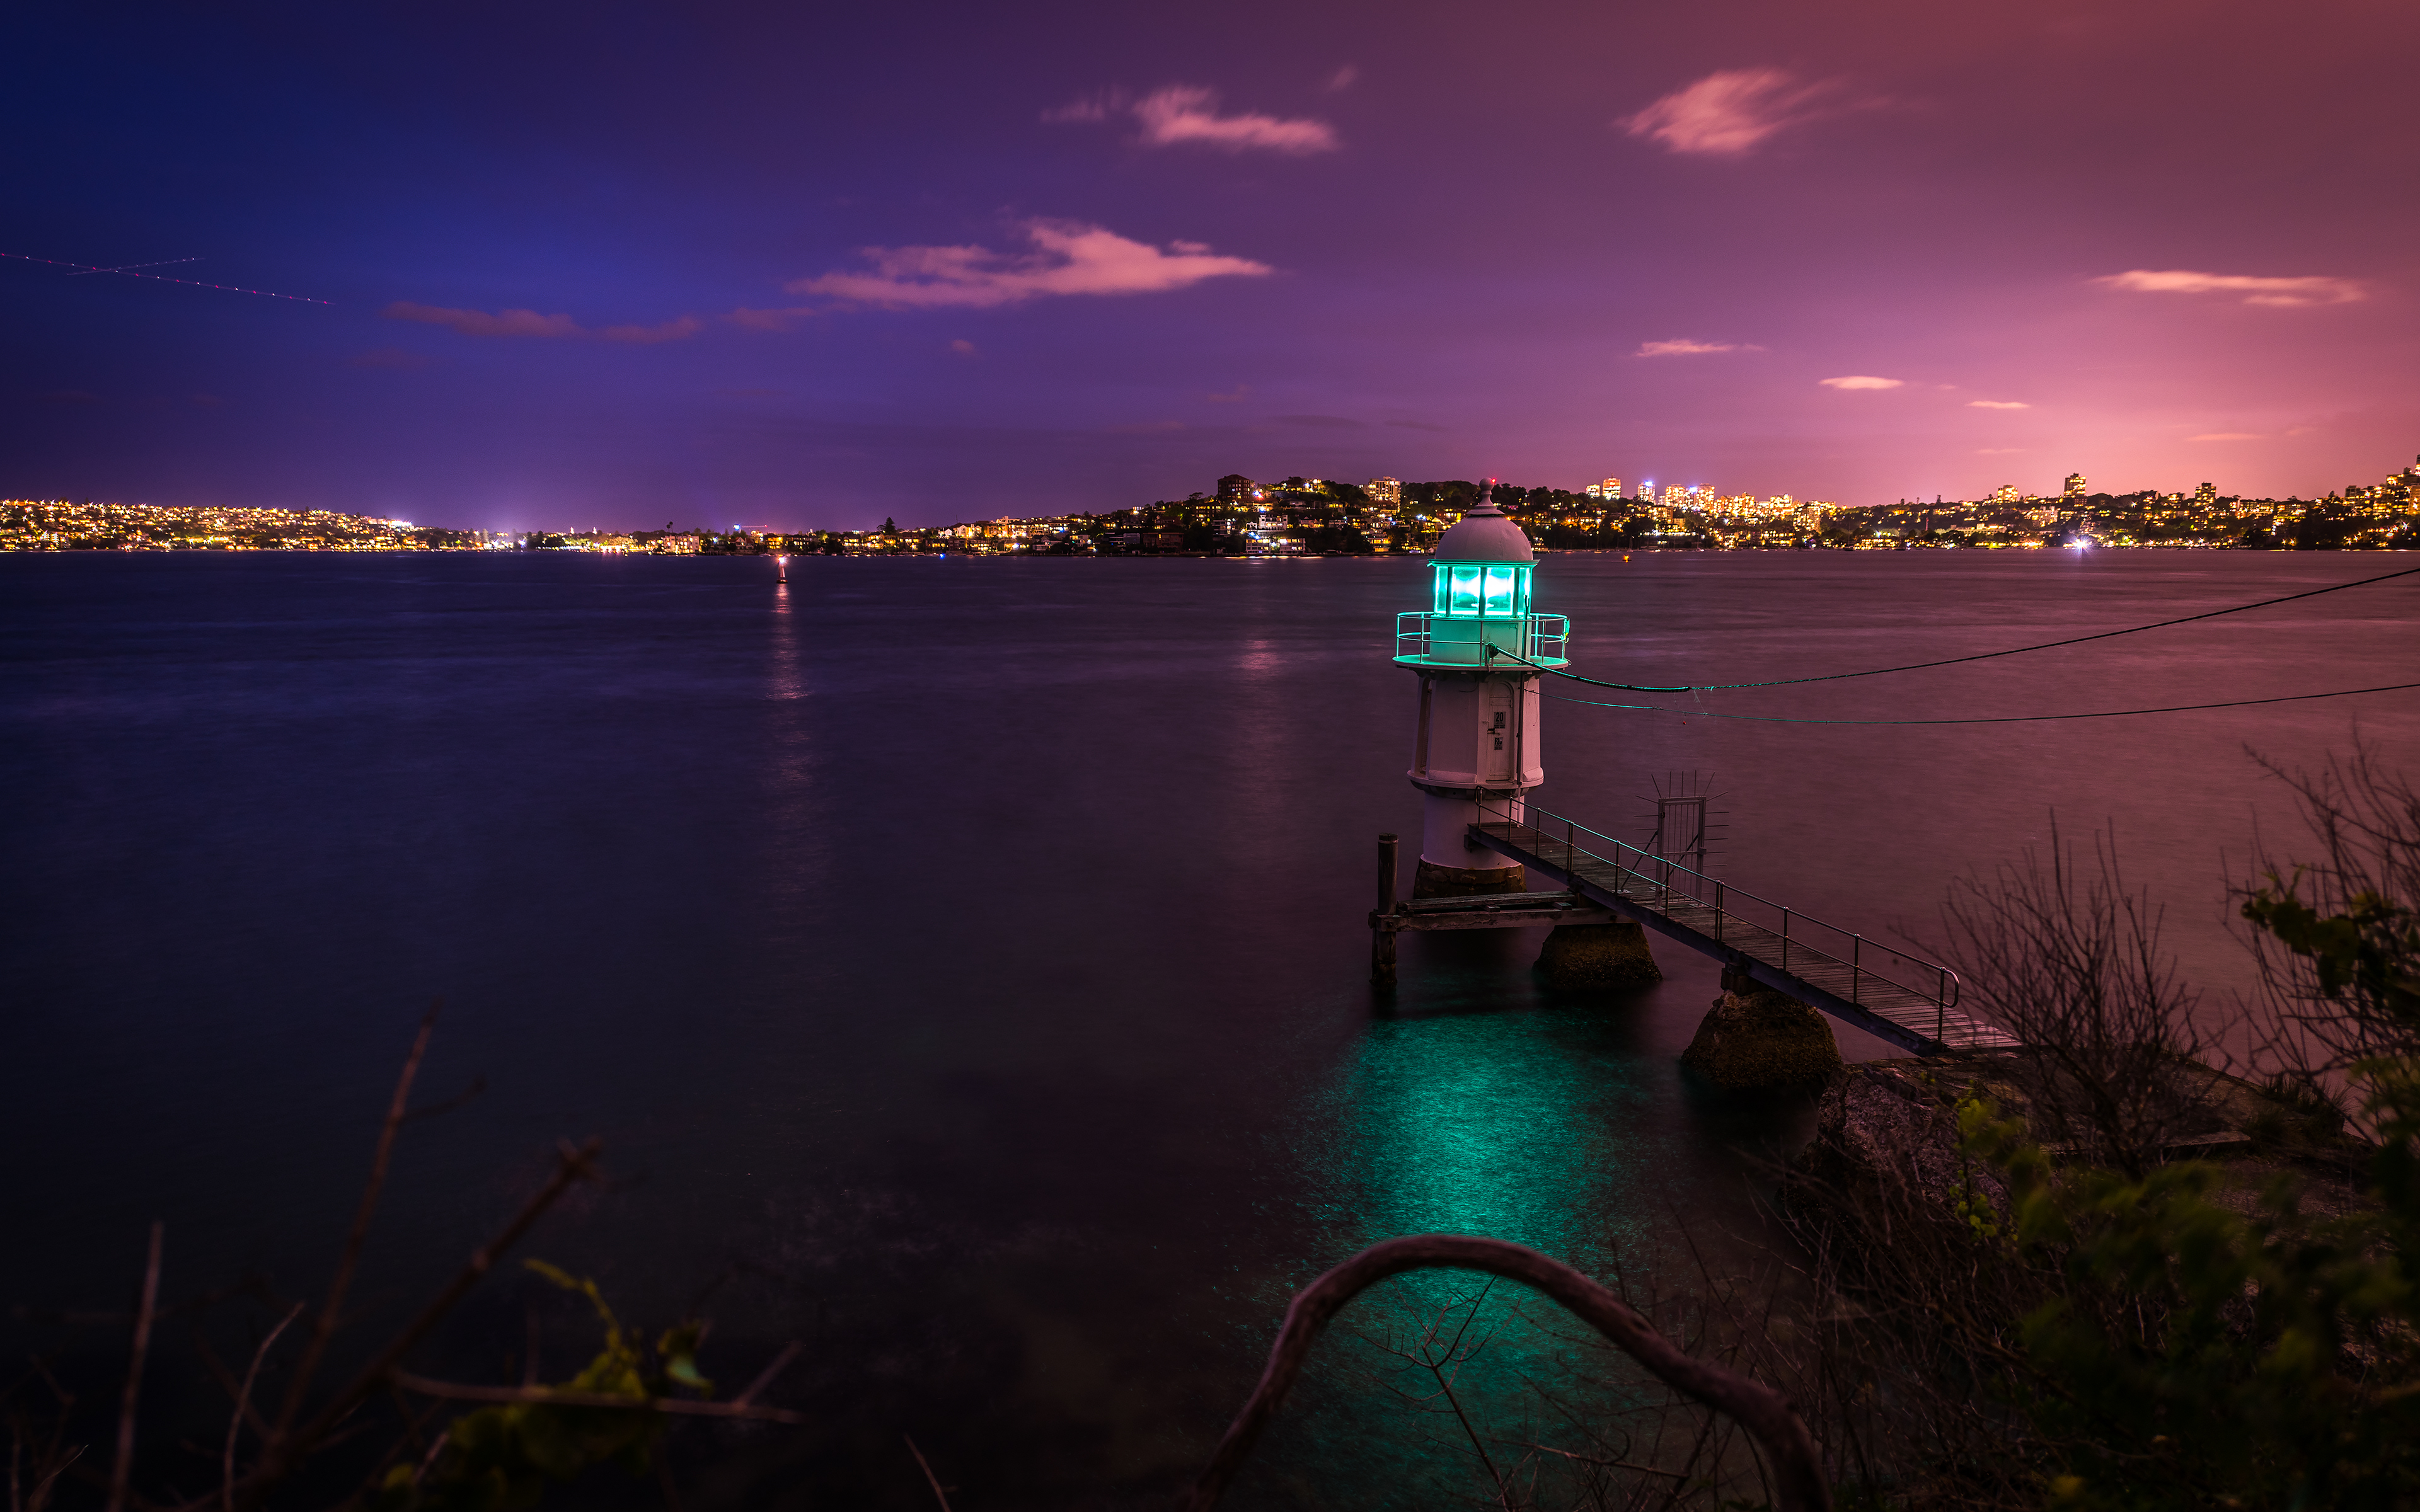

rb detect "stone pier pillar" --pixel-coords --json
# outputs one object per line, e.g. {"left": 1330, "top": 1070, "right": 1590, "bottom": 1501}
{"left": 1681, "top": 969, "right": 1843, "bottom": 1090}
{"left": 1536, "top": 920, "right": 1661, "bottom": 990}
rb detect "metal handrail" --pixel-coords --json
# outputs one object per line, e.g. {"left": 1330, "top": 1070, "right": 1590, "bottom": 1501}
{"left": 1393, "top": 612, "right": 1570, "bottom": 665}
{"left": 1471, "top": 796, "right": 1964, "bottom": 1014}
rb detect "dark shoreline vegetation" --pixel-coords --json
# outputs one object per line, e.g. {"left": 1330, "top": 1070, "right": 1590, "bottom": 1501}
{"left": 9, "top": 746, "right": 2419, "bottom": 1511}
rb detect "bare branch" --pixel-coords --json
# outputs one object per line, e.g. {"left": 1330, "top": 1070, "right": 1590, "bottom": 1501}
{"left": 104, "top": 1222, "right": 164, "bottom": 1512}
{"left": 222, "top": 1305, "right": 303, "bottom": 1512}
{"left": 902, "top": 1435, "right": 951, "bottom": 1511}
{"left": 386, "top": 1374, "right": 805, "bottom": 1424}
{"left": 271, "top": 1003, "right": 440, "bottom": 1445}
{"left": 1186, "top": 1234, "right": 1829, "bottom": 1512}
{"left": 731, "top": 1343, "right": 803, "bottom": 1409}
{"left": 236, "top": 1136, "right": 601, "bottom": 1507}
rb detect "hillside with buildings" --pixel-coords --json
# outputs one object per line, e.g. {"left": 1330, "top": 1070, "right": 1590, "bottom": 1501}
{"left": 8, "top": 454, "right": 2417, "bottom": 555}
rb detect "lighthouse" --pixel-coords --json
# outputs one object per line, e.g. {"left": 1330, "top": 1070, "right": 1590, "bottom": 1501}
{"left": 1395, "top": 483, "right": 1567, "bottom": 898}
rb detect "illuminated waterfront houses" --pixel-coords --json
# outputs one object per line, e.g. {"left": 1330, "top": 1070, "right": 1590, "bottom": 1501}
{"left": 8, "top": 453, "right": 2415, "bottom": 557}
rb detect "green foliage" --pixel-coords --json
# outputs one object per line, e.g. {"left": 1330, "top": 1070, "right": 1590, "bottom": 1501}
{"left": 373, "top": 1262, "right": 712, "bottom": 1511}
{"left": 1941, "top": 879, "right": 2420, "bottom": 1509}
{"left": 2244, "top": 876, "right": 2420, "bottom": 1027}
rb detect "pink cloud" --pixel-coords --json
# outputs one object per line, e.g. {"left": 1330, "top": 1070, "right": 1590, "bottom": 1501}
{"left": 383, "top": 302, "right": 699, "bottom": 343}
{"left": 1132, "top": 86, "right": 1339, "bottom": 154}
{"left": 2097, "top": 269, "right": 2365, "bottom": 306}
{"left": 601, "top": 316, "right": 701, "bottom": 345}
{"left": 1820, "top": 375, "right": 1903, "bottom": 390}
{"left": 1968, "top": 399, "right": 2030, "bottom": 409}
{"left": 788, "top": 220, "right": 1272, "bottom": 309}
{"left": 1622, "top": 69, "right": 1846, "bottom": 156}
{"left": 384, "top": 301, "right": 582, "bottom": 338}
{"left": 1041, "top": 92, "right": 1117, "bottom": 123}
{"left": 1637, "top": 338, "right": 1737, "bottom": 356}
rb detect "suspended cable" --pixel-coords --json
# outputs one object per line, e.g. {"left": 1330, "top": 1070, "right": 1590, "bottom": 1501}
{"left": 1541, "top": 680, "right": 2420, "bottom": 726}
{"left": 1, "top": 250, "right": 332, "bottom": 305}
{"left": 1494, "top": 562, "right": 2420, "bottom": 694}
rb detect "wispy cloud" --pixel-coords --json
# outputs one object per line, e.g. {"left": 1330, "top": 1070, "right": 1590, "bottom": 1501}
{"left": 1637, "top": 338, "right": 1743, "bottom": 357}
{"left": 383, "top": 302, "right": 700, "bottom": 343}
{"left": 948, "top": 338, "right": 978, "bottom": 355}
{"left": 1325, "top": 64, "right": 1358, "bottom": 93}
{"left": 1968, "top": 399, "right": 2030, "bottom": 409}
{"left": 1049, "top": 85, "right": 1339, "bottom": 154}
{"left": 1205, "top": 383, "right": 1251, "bottom": 403}
{"left": 1134, "top": 86, "right": 1338, "bottom": 153}
{"left": 789, "top": 220, "right": 1271, "bottom": 309}
{"left": 1621, "top": 68, "right": 1847, "bottom": 156}
{"left": 1820, "top": 375, "right": 1902, "bottom": 390}
{"left": 600, "top": 316, "right": 700, "bottom": 345}
{"left": 2192, "top": 432, "right": 2265, "bottom": 441}
{"left": 385, "top": 302, "right": 582, "bottom": 338}
{"left": 2097, "top": 269, "right": 2365, "bottom": 307}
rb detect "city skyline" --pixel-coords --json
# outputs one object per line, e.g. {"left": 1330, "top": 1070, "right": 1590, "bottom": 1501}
{"left": 3, "top": 1, "right": 2414, "bottom": 529}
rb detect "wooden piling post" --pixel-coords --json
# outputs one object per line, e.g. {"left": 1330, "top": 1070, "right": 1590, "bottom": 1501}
{"left": 1372, "top": 833, "right": 1399, "bottom": 985}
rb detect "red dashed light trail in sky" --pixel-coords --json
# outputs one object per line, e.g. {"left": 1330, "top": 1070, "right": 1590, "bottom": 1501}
{"left": 1, "top": 251, "right": 331, "bottom": 304}
{"left": 65, "top": 256, "right": 200, "bottom": 277}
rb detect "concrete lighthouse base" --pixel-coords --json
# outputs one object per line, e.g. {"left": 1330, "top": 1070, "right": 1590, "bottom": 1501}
{"left": 1412, "top": 857, "right": 1528, "bottom": 898}
{"left": 1536, "top": 921, "right": 1661, "bottom": 989}
{"left": 1681, "top": 976, "right": 1843, "bottom": 1091}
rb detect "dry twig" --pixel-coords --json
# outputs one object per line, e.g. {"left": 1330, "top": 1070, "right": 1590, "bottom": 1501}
{"left": 103, "top": 1222, "right": 163, "bottom": 1512}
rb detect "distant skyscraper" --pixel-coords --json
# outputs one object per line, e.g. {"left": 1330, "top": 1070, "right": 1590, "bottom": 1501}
{"left": 1637, "top": 479, "right": 1654, "bottom": 500}
{"left": 2063, "top": 472, "right": 2088, "bottom": 500}
{"left": 2195, "top": 482, "right": 2216, "bottom": 505}
{"left": 1599, "top": 477, "right": 1620, "bottom": 498}
{"left": 1366, "top": 476, "right": 1402, "bottom": 506}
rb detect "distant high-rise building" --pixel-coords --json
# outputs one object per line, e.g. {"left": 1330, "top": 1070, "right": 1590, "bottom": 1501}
{"left": 1366, "top": 476, "right": 1403, "bottom": 506}
{"left": 1637, "top": 479, "right": 1654, "bottom": 501}
{"left": 2063, "top": 472, "right": 2088, "bottom": 500}
{"left": 1990, "top": 484, "right": 2020, "bottom": 506}
{"left": 2195, "top": 482, "right": 2217, "bottom": 505}
{"left": 1217, "top": 474, "right": 1258, "bottom": 503}
{"left": 1598, "top": 477, "right": 1620, "bottom": 498}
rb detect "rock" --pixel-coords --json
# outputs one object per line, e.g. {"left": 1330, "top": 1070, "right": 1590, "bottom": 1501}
{"left": 1536, "top": 921, "right": 1662, "bottom": 990}
{"left": 1682, "top": 986, "right": 1843, "bottom": 1091}
{"left": 1413, "top": 858, "right": 1526, "bottom": 897}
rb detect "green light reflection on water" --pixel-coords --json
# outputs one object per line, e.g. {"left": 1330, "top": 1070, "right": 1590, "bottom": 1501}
{"left": 1258, "top": 1002, "right": 1688, "bottom": 1509}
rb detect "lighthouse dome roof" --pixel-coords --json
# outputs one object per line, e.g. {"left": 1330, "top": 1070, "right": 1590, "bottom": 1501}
{"left": 1431, "top": 485, "right": 1535, "bottom": 563}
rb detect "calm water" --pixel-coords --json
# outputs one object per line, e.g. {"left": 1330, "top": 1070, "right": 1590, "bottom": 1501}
{"left": 3, "top": 550, "right": 2414, "bottom": 1506}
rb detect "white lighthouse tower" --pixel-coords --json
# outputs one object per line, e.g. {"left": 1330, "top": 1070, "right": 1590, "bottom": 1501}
{"left": 1394, "top": 483, "right": 1568, "bottom": 897}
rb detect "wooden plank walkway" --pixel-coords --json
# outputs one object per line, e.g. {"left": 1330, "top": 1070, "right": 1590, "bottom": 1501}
{"left": 1473, "top": 816, "right": 2019, "bottom": 1056}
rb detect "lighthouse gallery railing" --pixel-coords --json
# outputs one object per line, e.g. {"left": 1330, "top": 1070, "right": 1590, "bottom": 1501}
{"left": 1469, "top": 795, "right": 1969, "bottom": 1044}
{"left": 1394, "top": 612, "right": 1570, "bottom": 665}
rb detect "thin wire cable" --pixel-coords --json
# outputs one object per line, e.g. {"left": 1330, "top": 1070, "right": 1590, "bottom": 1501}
{"left": 2, "top": 250, "right": 331, "bottom": 305}
{"left": 1541, "top": 680, "right": 2420, "bottom": 726}
{"left": 1492, "top": 561, "right": 2420, "bottom": 693}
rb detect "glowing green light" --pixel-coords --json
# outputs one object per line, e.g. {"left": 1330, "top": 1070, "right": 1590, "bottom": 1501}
{"left": 1431, "top": 561, "right": 1530, "bottom": 618}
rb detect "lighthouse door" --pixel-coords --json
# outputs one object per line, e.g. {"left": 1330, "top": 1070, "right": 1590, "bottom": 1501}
{"left": 1482, "top": 681, "right": 1515, "bottom": 783}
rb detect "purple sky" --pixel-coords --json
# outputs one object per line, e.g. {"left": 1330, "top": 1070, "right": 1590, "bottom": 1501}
{"left": 6, "top": 0, "right": 2415, "bottom": 530}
